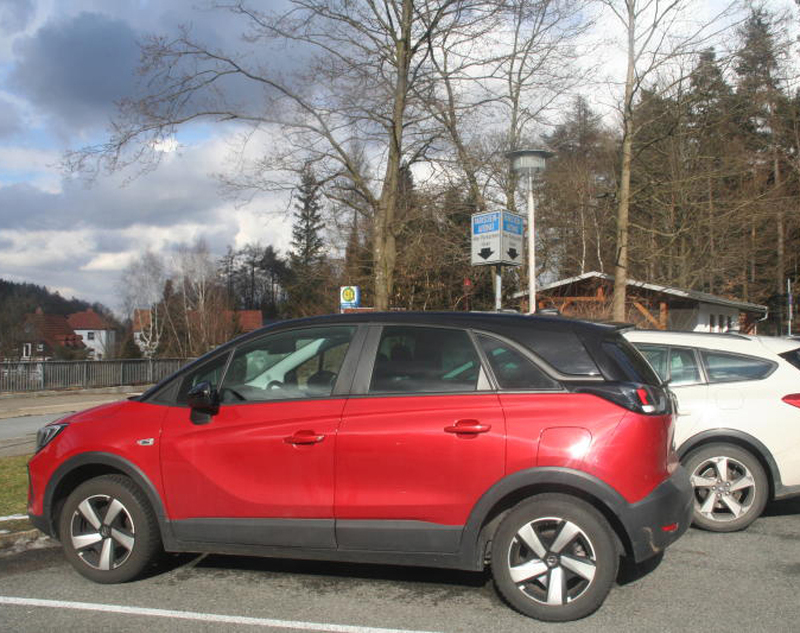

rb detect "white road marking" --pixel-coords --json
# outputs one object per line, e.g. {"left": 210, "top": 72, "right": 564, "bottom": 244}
{"left": 0, "top": 596, "right": 442, "bottom": 633}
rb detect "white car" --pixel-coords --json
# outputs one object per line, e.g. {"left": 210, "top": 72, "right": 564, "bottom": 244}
{"left": 623, "top": 329, "right": 800, "bottom": 532}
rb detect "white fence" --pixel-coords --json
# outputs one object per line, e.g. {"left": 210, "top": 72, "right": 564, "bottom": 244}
{"left": 0, "top": 359, "right": 189, "bottom": 393}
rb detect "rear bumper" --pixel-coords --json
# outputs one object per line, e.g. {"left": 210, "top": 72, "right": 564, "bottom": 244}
{"left": 618, "top": 466, "right": 693, "bottom": 562}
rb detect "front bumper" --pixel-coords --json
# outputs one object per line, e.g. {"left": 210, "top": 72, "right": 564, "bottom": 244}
{"left": 618, "top": 466, "right": 693, "bottom": 562}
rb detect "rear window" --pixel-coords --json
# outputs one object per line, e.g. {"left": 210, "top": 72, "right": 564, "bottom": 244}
{"left": 602, "top": 339, "right": 662, "bottom": 385}
{"left": 701, "top": 351, "right": 775, "bottom": 383}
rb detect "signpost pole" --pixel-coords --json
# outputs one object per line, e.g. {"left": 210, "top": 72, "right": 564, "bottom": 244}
{"left": 527, "top": 171, "right": 535, "bottom": 314}
{"left": 495, "top": 265, "right": 502, "bottom": 311}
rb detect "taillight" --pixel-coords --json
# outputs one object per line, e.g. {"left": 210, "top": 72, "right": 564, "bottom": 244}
{"left": 782, "top": 394, "right": 800, "bottom": 409}
{"left": 572, "top": 382, "right": 671, "bottom": 415}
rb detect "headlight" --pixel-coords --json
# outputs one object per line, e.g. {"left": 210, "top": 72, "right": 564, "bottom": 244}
{"left": 35, "top": 423, "right": 69, "bottom": 452}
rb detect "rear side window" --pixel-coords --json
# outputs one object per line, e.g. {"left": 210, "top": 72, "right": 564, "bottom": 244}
{"left": 701, "top": 351, "right": 775, "bottom": 383}
{"left": 478, "top": 335, "right": 560, "bottom": 390}
{"left": 495, "top": 326, "right": 600, "bottom": 376}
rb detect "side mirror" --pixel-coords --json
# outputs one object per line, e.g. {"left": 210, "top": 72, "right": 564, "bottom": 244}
{"left": 186, "top": 381, "right": 220, "bottom": 416}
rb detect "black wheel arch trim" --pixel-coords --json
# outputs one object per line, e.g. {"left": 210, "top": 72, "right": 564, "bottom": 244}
{"left": 677, "top": 429, "right": 787, "bottom": 498}
{"left": 460, "top": 467, "right": 633, "bottom": 569}
{"left": 40, "top": 452, "right": 172, "bottom": 542}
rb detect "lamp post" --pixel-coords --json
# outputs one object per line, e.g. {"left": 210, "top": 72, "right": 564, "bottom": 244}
{"left": 506, "top": 149, "right": 553, "bottom": 314}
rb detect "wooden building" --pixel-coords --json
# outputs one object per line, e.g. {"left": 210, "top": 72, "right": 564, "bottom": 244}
{"left": 521, "top": 272, "right": 768, "bottom": 333}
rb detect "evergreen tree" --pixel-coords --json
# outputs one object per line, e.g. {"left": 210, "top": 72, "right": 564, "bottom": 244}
{"left": 287, "top": 165, "right": 333, "bottom": 315}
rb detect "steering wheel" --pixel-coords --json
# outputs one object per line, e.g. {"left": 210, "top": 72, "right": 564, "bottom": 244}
{"left": 267, "top": 380, "right": 284, "bottom": 390}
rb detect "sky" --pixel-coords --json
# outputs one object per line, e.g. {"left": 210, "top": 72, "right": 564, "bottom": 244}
{"left": 0, "top": 0, "right": 294, "bottom": 313}
{"left": 0, "top": 0, "right": 796, "bottom": 316}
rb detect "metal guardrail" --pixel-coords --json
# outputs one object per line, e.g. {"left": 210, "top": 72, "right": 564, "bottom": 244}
{"left": 0, "top": 359, "right": 189, "bottom": 393}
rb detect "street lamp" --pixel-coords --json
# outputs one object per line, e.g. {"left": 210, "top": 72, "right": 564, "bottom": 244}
{"left": 506, "top": 149, "right": 553, "bottom": 314}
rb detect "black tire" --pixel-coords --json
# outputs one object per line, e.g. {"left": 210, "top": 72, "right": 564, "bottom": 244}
{"left": 490, "top": 494, "right": 619, "bottom": 622}
{"left": 58, "top": 474, "right": 161, "bottom": 583}
{"left": 683, "top": 443, "right": 768, "bottom": 532}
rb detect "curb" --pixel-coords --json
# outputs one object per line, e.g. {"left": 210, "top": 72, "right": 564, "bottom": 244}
{"left": 0, "top": 528, "right": 56, "bottom": 554}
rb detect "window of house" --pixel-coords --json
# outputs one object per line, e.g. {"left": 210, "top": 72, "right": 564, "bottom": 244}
{"left": 87, "top": 332, "right": 95, "bottom": 340}
{"left": 22, "top": 343, "right": 32, "bottom": 358}
{"left": 710, "top": 314, "right": 716, "bottom": 331}
{"left": 36, "top": 343, "right": 44, "bottom": 353}
{"left": 369, "top": 326, "right": 480, "bottom": 394}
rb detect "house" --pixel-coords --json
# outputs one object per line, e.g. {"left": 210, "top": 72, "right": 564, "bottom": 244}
{"left": 20, "top": 307, "right": 86, "bottom": 360}
{"left": 67, "top": 308, "right": 117, "bottom": 360}
{"left": 521, "top": 271, "right": 768, "bottom": 333}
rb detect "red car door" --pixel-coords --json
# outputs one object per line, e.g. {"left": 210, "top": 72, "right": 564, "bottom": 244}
{"left": 334, "top": 325, "right": 506, "bottom": 552}
{"left": 160, "top": 324, "right": 358, "bottom": 549}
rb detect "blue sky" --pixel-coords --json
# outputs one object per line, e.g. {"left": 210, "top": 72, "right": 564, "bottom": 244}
{"left": 0, "top": 0, "right": 293, "bottom": 313}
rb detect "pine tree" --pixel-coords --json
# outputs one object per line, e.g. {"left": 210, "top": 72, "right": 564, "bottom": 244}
{"left": 287, "top": 165, "right": 332, "bottom": 315}
{"left": 290, "top": 165, "right": 325, "bottom": 270}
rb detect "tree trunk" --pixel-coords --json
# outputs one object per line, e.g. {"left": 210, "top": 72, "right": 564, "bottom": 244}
{"left": 612, "top": 2, "right": 636, "bottom": 322}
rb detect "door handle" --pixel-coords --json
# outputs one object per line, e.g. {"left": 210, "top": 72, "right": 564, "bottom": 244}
{"left": 285, "top": 430, "right": 326, "bottom": 445}
{"left": 444, "top": 420, "right": 491, "bottom": 434}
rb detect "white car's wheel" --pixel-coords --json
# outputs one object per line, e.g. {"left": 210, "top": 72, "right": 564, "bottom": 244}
{"left": 684, "top": 443, "right": 768, "bottom": 532}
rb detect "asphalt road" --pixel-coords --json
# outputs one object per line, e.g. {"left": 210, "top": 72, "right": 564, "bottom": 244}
{"left": 0, "top": 390, "right": 144, "bottom": 457}
{"left": 1, "top": 499, "right": 799, "bottom": 633}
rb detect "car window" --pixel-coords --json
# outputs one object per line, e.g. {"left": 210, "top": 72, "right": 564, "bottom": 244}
{"left": 779, "top": 348, "right": 800, "bottom": 372}
{"left": 701, "top": 350, "right": 775, "bottom": 383}
{"left": 668, "top": 348, "right": 702, "bottom": 386}
{"left": 632, "top": 344, "right": 669, "bottom": 382}
{"left": 220, "top": 326, "right": 356, "bottom": 402}
{"left": 601, "top": 338, "right": 662, "bottom": 385}
{"left": 478, "top": 335, "right": 559, "bottom": 390}
{"left": 176, "top": 352, "right": 231, "bottom": 404}
{"left": 369, "top": 326, "right": 480, "bottom": 393}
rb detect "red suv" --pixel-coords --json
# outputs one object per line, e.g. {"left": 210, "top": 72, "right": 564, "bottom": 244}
{"left": 28, "top": 312, "right": 691, "bottom": 621}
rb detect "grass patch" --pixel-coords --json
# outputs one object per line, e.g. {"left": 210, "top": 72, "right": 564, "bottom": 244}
{"left": 0, "top": 453, "right": 31, "bottom": 519}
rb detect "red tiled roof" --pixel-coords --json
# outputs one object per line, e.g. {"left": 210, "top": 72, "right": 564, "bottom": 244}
{"left": 24, "top": 309, "right": 85, "bottom": 351}
{"left": 230, "top": 310, "right": 262, "bottom": 332}
{"left": 68, "top": 308, "right": 111, "bottom": 331}
{"left": 131, "top": 309, "right": 261, "bottom": 334}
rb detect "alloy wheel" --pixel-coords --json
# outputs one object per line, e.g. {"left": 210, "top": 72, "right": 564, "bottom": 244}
{"left": 506, "top": 516, "right": 598, "bottom": 606}
{"left": 69, "top": 493, "right": 136, "bottom": 571}
{"left": 690, "top": 456, "right": 757, "bottom": 524}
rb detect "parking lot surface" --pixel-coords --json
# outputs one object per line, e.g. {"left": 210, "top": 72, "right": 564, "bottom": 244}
{"left": 1, "top": 500, "right": 799, "bottom": 632}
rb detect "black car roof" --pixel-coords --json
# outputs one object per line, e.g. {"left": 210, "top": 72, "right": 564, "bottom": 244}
{"left": 245, "top": 311, "right": 621, "bottom": 341}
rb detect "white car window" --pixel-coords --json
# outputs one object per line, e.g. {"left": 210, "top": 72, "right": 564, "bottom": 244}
{"left": 701, "top": 351, "right": 775, "bottom": 383}
{"left": 669, "top": 348, "right": 702, "bottom": 386}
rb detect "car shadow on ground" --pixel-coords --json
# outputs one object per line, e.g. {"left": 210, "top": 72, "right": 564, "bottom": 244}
{"left": 156, "top": 549, "right": 664, "bottom": 589}
{"left": 762, "top": 496, "right": 800, "bottom": 517}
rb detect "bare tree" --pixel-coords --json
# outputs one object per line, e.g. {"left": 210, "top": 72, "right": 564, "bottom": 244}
{"left": 66, "top": 1, "right": 484, "bottom": 310}
{"left": 598, "top": 0, "right": 740, "bottom": 320}
{"left": 119, "top": 251, "right": 167, "bottom": 357}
